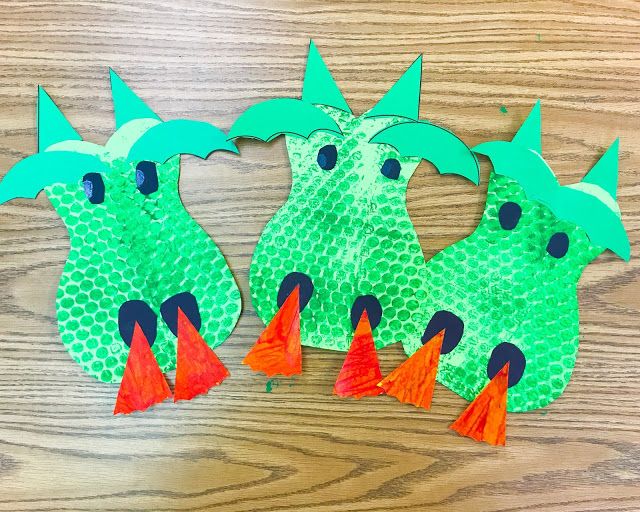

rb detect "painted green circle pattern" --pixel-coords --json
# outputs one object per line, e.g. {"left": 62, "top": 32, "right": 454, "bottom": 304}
{"left": 402, "top": 173, "right": 603, "bottom": 412}
{"left": 45, "top": 121, "right": 241, "bottom": 383}
{"left": 250, "top": 107, "right": 428, "bottom": 351}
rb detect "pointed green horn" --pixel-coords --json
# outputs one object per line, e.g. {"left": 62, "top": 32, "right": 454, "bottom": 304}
{"left": 109, "top": 68, "right": 161, "bottom": 129}
{"left": 38, "top": 87, "right": 81, "bottom": 152}
{"left": 366, "top": 55, "right": 423, "bottom": 120}
{"left": 302, "top": 40, "right": 351, "bottom": 113}
{"left": 581, "top": 138, "right": 619, "bottom": 199}
{"left": 512, "top": 100, "right": 542, "bottom": 153}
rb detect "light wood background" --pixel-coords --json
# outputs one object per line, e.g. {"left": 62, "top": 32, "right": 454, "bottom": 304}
{"left": 0, "top": 1, "right": 638, "bottom": 511}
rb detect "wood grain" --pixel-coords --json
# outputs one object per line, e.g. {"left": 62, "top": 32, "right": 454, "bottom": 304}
{"left": 0, "top": 1, "right": 639, "bottom": 510}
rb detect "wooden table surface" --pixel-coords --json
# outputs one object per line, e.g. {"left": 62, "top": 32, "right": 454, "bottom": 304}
{"left": 0, "top": 1, "right": 638, "bottom": 511}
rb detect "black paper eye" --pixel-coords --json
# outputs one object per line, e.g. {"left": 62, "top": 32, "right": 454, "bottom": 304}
{"left": 82, "top": 173, "right": 105, "bottom": 204}
{"left": 547, "top": 232, "right": 569, "bottom": 259}
{"left": 135, "top": 161, "right": 159, "bottom": 195}
{"left": 498, "top": 202, "right": 522, "bottom": 230}
{"left": 317, "top": 145, "right": 337, "bottom": 170}
{"left": 380, "top": 158, "right": 401, "bottom": 180}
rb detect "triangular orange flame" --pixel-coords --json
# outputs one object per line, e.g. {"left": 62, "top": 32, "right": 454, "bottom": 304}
{"left": 174, "top": 307, "right": 230, "bottom": 402}
{"left": 378, "top": 330, "right": 444, "bottom": 410}
{"left": 333, "top": 310, "right": 384, "bottom": 399}
{"left": 114, "top": 323, "right": 172, "bottom": 415}
{"left": 449, "top": 362, "right": 509, "bottom": 446}
{"left": 243, "top": 285, "right": 302, "bottom": 377}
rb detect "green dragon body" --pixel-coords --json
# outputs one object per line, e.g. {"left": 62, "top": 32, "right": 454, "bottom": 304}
{"left": 0, "top": 71, "right": 241, "bottom": 384}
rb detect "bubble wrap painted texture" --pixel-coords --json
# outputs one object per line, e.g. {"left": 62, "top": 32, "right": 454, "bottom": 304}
{"left": 250, "top": 107, "right": 429, "bottom": 352}
{"left": 45, "top": 121, "right": 241, "bottom": 383}
{"left": 402, "top": 173, "right": 603, "bottom": 412}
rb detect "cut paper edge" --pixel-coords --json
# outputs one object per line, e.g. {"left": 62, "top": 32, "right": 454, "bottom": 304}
{"left": 370, "top": 121, "right": 480, "bottom": 184}
{"left": 174, "top": 307, "right": 230, "bottom": 401}
{"left": 333, "top": 310, "right": 384, "bottom": 399}
{"left": 109, "top": 68, "right": 161, "bottom": 129}
{"left": 127, "top": 119, "right": 238, "bottom": 164}
{"left": 0, "top": 151, "right": 109, "bottom": 205}
{"left": 228, "top": 98, "right": 342, "bottom": 142}
{"left": 302, "top": 40, "right": 352, "bottom": 113}
{"left": 512, "top": 100, "right": 542, "bottom": 154}
{"left": 114, "top": 323, "right": 172, "bottom": 415}
{"left": 366, "top": 55, "right": 423, "bottom": 121}
{"left": 38, "top": 87, "right": 81, "bottom": 152}
{"left": 449, "top": 362, "right": 509, "bottom": 446}
{"left": 378, "top": 330, "right": 444, "bottom": 410}
{"left": 243, "top": 285, "right": 302, "bottom": 377}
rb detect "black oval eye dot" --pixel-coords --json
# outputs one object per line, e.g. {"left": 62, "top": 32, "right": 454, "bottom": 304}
{"left": 135, "top": 161, "right": 159, "bottom": 195}
{"left": 546, "top": 232, "right": 569, "bottom": 259}
{"left": 380, "top": 158, "right": 401, "bottom": 180}
{"left": 498, "top": 202, "right": 522, "bottom": 230}
{"left": 82, "top": 173, "right": 105, "bottom": 204}
{"left": 317, "top": 145, "right": 337, "bottom": 170}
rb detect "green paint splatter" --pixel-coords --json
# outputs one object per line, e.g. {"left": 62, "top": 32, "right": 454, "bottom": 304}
{"left": 536, "top": 33, "right": 542, "bottom": 42}
{"left": 499, "top": 105, "right": 508, "bottom": 115}
{"left": 265, "top": 378, "right": 280, "bottom": 393}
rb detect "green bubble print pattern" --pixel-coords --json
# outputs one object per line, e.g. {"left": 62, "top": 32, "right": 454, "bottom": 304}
{"left": 45, "top": 120, "right": 241, "bottom": 383}
{"left": 402, "top": 173, "right": 602, "bottom": 412}
{"left": 250, "top": 107, "right": 429, "bottom": 351}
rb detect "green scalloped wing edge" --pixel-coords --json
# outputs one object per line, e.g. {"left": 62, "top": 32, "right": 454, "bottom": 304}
{"left": 127, "top": 119, "right": 238, "bottom": 163}
{"left": 370, "top": 121, "right": 480, "bottom": 184}
{"left": 228, "top": 98, "right": 342, "bottom": 142}
{"left": 0, "top": 151, "right": 109, "bottom": 205}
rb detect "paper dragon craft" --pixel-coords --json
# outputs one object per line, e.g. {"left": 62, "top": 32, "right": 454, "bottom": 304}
{"left": 228, "top": 41, "right": 479, "bottom": 381}
{"left": 0, "top": 70, "right": 241, "bottom": 414}
{"left": 229, "top": 42, "right": 630, "bottom": 446}
{"left": 383, "top": 102, "right": 630, "bottom": 445}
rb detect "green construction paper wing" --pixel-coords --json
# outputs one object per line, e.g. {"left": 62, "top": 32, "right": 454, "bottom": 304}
{"left": 228, "top": 98, "right": 342, "bottom": 141}
{"left": 128, "top": 120, "right": 238, "bottom": 163}
{"left": 0, "top": 151, "right": 108, "bottom": 204}
{"left": 370, "top": 121, "right": 479, "bottom": 184}
{"left": 0, "top": 75, "right": 241, "bottom": 398}
{"left": 400, "top": 102, "right": 630, "bottom": 414}
{"left": 246, "top": 47, "right": 478, "bottom": 357}
{"left": 302, "top": 40, "right": 351, "bottom": 113}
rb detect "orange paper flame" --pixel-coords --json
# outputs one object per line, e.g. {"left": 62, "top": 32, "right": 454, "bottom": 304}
{"left": 378, "top": 330, "right": 444, "bottom": 410}
{"left": 449, "top": 362, "right": 509, "bottom": 446}
{"left": 243, "top": 285, "right": 302, "bottom": 377}
{"left": 174, "top": 307, "right": 230, "bottom": 401}
{"left": 333, "top": 310, "right": 384, "bottom": 399}
{"left": 114, "top": 323, "right": 172, "bottom": 415}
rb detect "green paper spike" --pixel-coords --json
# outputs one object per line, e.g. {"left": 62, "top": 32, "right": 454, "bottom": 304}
{"left": 302, "top": 41, "right": 351, "bottom": 113}
{"left": 582, "top": 139, "right": 619, "bottom": 199}
{"left": 366, "top": 55, "right": 422, "bottom": 120}
{"left": 109, "top": 68, "right": 160, "bottom": 129}
{"left": 38, "top": 87, "right": 81, "bottom": 152}
{"left": 512, "top": 100, "right": 542, "bottom": 153}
